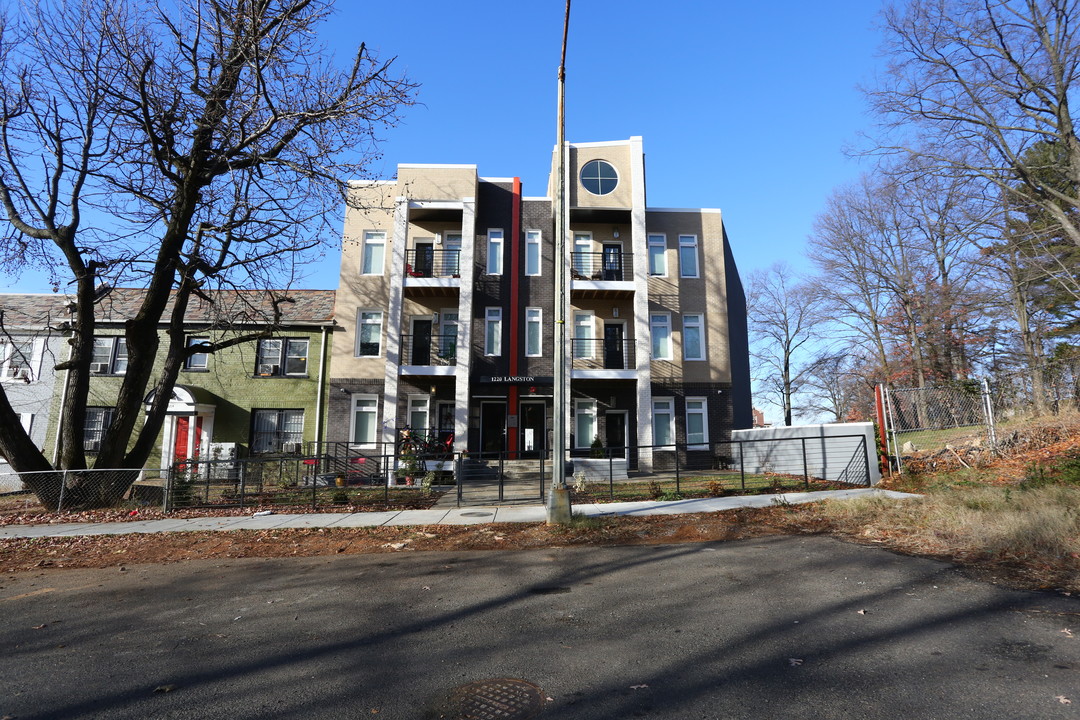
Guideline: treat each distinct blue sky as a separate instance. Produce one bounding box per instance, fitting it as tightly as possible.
[4,0,886,294]
[306,0,886,288]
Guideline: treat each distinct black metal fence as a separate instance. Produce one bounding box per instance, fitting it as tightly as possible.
[570,251,633,281]
[455,434,875,506]
[404,248,461,278]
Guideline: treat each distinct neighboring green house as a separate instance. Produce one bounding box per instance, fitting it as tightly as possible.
[44,289,336,469]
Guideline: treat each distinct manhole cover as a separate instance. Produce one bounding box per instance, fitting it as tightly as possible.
[438,678,545,720]
[460,511,493,517]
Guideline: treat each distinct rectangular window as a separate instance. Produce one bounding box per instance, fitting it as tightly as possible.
[525,307,542,357]
[572,233,591,276]
[647,234,667,276]
[438,310,458,359]
[679,235,699,278]
[1,339,34,380]
[444,233,462,276]
[683,314,705,361]
[650,314,672,360]
[90,337,127,375]
[486,229,504,275]
[255,338,308,376]
[84,407,115,452]
[525,230,541,276]
[407,395,430,434]
[355,310,383,357]
[251,409,304,453]
[573,312,594,359]
[351,395,378,445]
[575,399,597,449]
[485,307,502,356]
[185,337,209,370]
[652,398,674,448]
[686,397,709,449]
[361,230,386,275]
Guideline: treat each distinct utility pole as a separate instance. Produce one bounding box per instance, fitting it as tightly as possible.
[547,0,573,524]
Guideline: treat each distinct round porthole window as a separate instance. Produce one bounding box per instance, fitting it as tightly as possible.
[580,159,618,196]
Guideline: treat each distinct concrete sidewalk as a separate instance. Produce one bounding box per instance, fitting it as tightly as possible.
[0,488,916,539]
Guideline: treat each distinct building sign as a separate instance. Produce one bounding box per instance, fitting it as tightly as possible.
[478,376,553,385]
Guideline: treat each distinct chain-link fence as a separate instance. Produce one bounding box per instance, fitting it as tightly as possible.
[0,468,170,512]
[881,381,995,471]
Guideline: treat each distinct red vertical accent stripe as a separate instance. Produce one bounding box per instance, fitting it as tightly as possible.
[507,178,522,456]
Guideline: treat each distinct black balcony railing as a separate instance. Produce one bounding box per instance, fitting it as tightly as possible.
[405,248,461,278]
[571,337,636,370]
[401,333,457,366]
[570,251,633,281]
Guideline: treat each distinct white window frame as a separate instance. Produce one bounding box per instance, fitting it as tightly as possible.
[407,395,431,434]
[572,232,592,276]
[486,229,504,275]
[91,337,127,375]
[525,307,542,357]
[679,234,699,278]
[485,307,503,356]
[683,313,706,361]
[525,230,542,276]
[444,232,462,276]
[574,399,597,449]
[185,337,209,370]
[647,234,667,276]
[438,309,459,360]
[650,313,672,361]
[355,310,383,357]
[686,397,709,449]
[255,338,308,377]
[1,338,37,381]
[652,398,675,448]
[574,311,594,359]
[350,394,379,447]
[360,230,386,275]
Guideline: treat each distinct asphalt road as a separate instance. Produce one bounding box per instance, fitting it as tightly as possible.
[1,536,1077,719]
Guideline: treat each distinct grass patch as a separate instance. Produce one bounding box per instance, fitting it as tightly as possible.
[779,481,1080,592]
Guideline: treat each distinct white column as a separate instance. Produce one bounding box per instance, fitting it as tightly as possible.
[381,197,409,449]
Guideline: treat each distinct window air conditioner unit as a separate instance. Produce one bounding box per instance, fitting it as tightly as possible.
[258,364,279,376]
[90,363,109,374]
[281,441,301,454]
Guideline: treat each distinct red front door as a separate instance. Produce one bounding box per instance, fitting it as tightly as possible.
[174,416,203,462]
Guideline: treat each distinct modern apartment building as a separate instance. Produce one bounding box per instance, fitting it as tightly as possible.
[328,136,751,469]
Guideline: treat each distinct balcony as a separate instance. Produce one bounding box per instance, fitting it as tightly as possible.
[571,337,636,380]
[570,252,635,299]
[403,248,462,298]
[400,333,457,375]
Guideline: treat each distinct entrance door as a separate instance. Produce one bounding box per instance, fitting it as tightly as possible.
[479,402,507,456]
[602,243,623,280]
[411,319,432,366]
[414,242,435,276]
[174,416,203,463]
[604,323,625,369]
[436,402,455,446]
[605,411,627,458]
[519,401,546,458]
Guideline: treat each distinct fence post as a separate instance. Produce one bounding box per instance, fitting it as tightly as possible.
[861,435,872,487]
[57,470,67,512]
[739,441,746,492]
[674,443,681,493]
[982,378,998,452]
[498,452,505,503]
[456,453,462,507]
[801,437,809,490]
[164,466,173,513]
[238,462,246,510]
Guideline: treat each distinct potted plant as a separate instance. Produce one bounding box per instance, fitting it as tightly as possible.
[397,446,421,486]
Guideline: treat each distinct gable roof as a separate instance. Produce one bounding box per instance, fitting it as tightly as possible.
[0,289,337,329]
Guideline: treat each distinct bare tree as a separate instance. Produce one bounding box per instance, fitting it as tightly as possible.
[747,263,821,426]
[0,0,415,507]
[869,0,1080,247]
